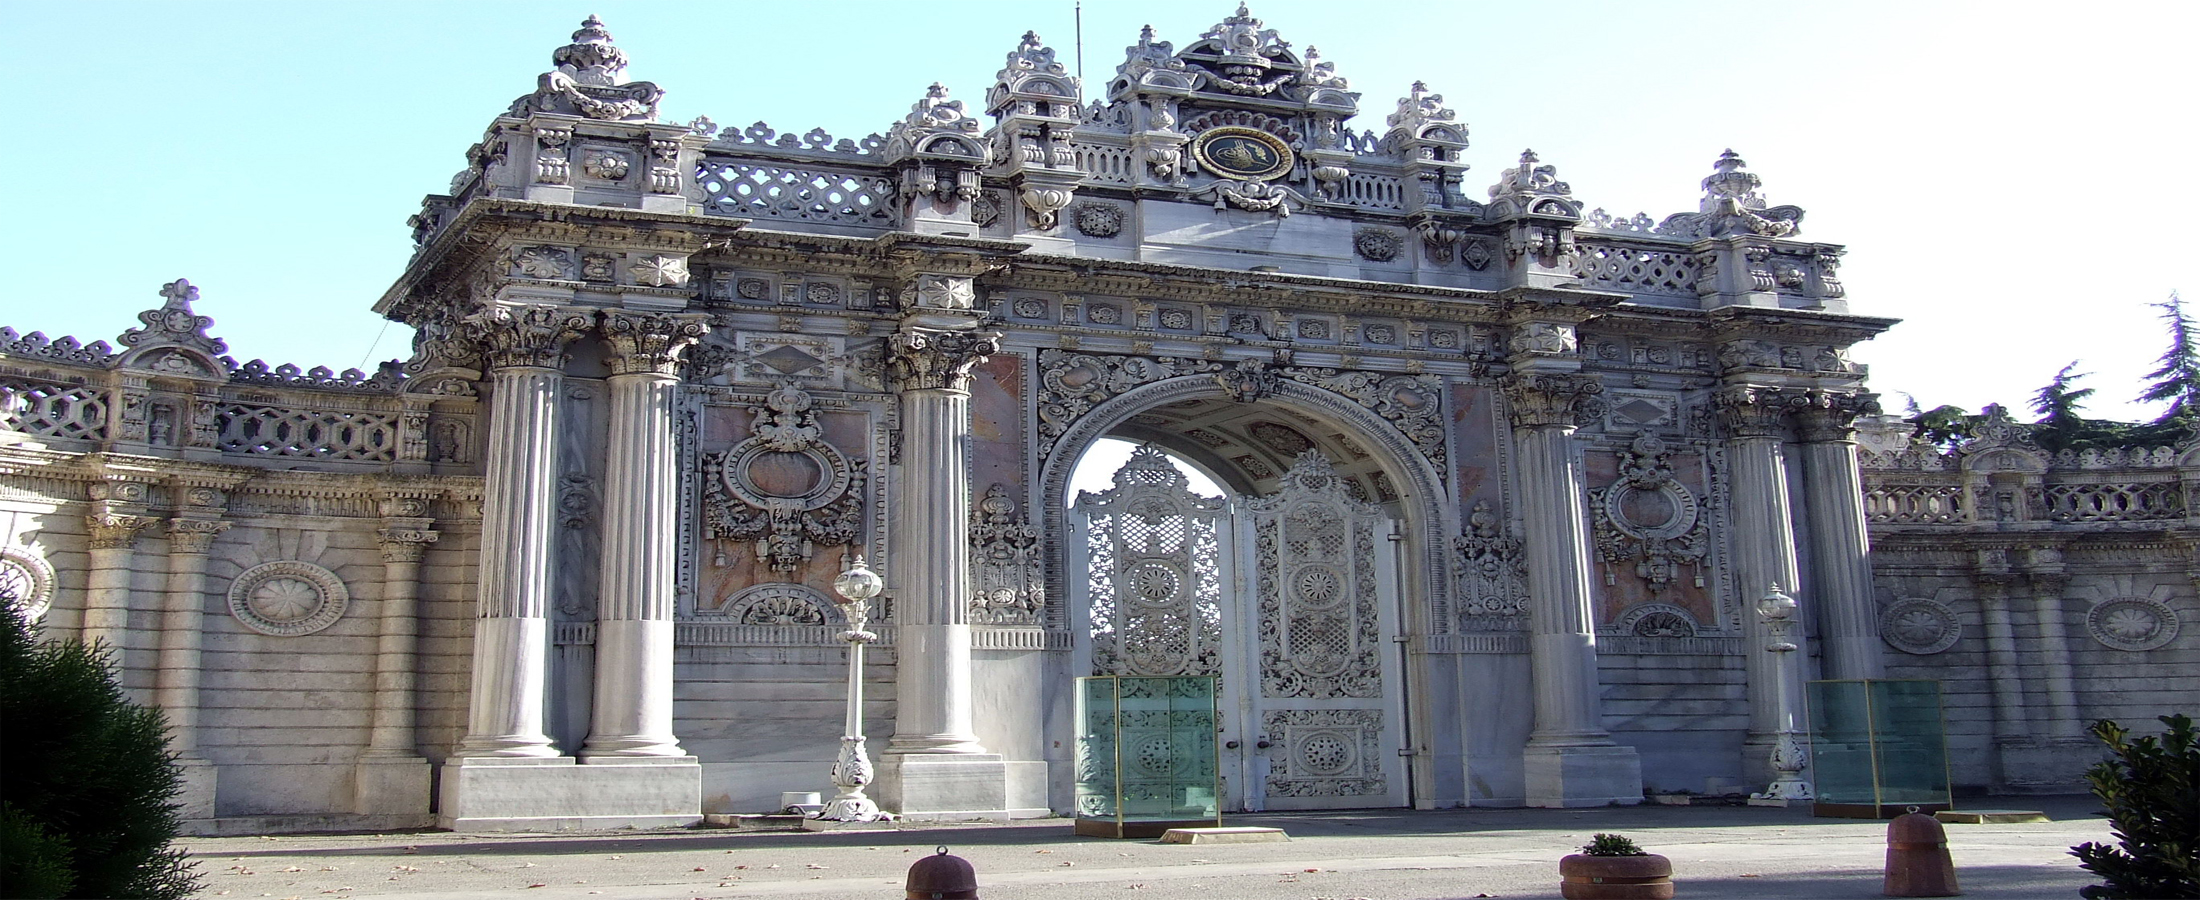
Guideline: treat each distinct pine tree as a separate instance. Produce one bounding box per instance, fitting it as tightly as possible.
[0,603,200,900]
[2031,361,2095,452]
[2137,291,2200,427]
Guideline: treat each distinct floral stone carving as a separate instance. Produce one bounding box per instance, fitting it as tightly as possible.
[0,545,57,623]
[1353,228,1402,262]
[228,560,349,637]
[1591,433,1708,594]
[2086,597,2179,652]
[702,385,865,573]
[1879,598,1961,655]
[714,583,834,625]
[1072,203,1126,238]
[970,484,1043,625]
[1453,501,1527,619]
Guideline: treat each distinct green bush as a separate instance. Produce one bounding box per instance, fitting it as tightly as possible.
[1580,833,1647,856]
[0,605,200,900]
[2071,714,2200,900]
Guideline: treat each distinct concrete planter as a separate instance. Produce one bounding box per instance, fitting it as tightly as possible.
[1559,853,1674,900]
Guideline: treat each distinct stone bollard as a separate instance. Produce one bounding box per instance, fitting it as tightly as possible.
[905,845,979,899]
[1884,809,1960,897]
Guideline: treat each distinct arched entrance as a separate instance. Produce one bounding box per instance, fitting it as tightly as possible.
[1042,377,1456,811]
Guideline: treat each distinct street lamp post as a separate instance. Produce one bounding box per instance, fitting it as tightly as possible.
[1752,583,1814,803]
[816,555,888,822]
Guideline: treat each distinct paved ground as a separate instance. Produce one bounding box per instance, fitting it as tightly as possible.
[184,796,2112,900]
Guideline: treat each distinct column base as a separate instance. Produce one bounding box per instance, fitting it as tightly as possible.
[352,755,432,817]
[175,757,217,821]
[876,754,1011,821]
[1524,740,1643,808]
[437,755,701,832]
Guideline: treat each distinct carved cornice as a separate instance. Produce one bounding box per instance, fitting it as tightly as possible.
[886,327,1002,393]
[166,517,231,555]
[1501,372,1602,429]
[461,305,592,370]
[1794,390,1880,443]
[600,311,710,376]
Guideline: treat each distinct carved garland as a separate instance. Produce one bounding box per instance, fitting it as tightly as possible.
[702,385,865,573]
[1590,433,1709,594]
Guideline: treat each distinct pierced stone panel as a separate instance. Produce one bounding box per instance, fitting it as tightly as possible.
[217,403,398,461]
[1250,453,1383,699]
[0,377,109,442]
[1077,445,1226,678]
[697,162,897,228]
[1261,708,1388,798]
[227,561,349,637]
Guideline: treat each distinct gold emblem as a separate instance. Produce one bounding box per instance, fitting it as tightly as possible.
[1191,127,1294,181]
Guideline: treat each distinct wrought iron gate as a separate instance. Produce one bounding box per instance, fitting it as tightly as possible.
[1072,446,1407,810]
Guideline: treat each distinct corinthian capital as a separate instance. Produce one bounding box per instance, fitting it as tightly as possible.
[1501,372,1602,429]
[376,526,441,564]
[1713,384,1807,438]
[460,305,592,370]
[85,514,157,550]
[599,311,710,377]
[1794,390,1880,443]
[166,517,231,555]
[886,327,1002,393]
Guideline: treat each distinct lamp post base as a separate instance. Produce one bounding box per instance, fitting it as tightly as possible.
[812,735,891,823]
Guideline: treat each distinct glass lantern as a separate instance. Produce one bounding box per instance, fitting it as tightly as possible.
[1073,675,1222,838]
[1806,679,1954,818]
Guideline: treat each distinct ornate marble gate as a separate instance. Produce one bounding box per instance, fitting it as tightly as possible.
[1072,445,1408,810]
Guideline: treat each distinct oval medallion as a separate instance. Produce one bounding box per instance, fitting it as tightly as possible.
[1192,127,1294,181]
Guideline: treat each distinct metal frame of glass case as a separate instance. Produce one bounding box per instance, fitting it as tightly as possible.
[1805,678,1955,818]
[1073,675,1223,838]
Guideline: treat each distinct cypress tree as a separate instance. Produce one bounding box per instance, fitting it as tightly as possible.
[2031,361,2095,452]
[0,601,200,900]
[2137,291,2200,427]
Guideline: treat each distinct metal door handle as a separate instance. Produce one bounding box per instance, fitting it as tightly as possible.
[1255,740,1273,749]
[1224,740,1241,749]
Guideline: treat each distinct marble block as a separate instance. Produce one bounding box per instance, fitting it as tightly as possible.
[352,756,431,817]
[1525,742,1644,808]
[438,755,702,832]
[875,753,1008,822]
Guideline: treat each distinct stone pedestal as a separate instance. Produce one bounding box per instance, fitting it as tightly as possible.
[438,756,702,831]
[352,755,432,817]
[175,757,218,821]
[875,753,1010,822]
[1524,741,1646,808]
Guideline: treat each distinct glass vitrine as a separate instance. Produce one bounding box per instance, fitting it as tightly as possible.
[1073,675,1222,838]
[1806,678,1953,818]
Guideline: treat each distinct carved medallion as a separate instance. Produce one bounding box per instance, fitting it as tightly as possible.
[1353,228,1402,262]
[2086,597,2179,652]
[702,385,865,573]
[1191,127,1293,181]
[0,546,57,623]
[1072,202,1126,238]
[1591,434,1708,593]
[228,561,349,637]
[1879,598,1960,655]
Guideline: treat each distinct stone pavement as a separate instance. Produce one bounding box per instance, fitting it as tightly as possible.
[184,796,2111,900]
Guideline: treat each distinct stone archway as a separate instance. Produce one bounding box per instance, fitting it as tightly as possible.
[1039,375,1455,808]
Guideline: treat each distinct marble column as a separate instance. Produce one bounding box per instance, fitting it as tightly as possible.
[1501,370,1643,807]
[451,306,590,759]
[2024,572,2084,740]
[1796,392,1885,680]
[1714,385,1808,786]
[1975,574,2031,741]
[877,322,1011,819]
[584,311,706,759]
[158,513,228,819]
[355,490,438,818]
[82,480,156,670]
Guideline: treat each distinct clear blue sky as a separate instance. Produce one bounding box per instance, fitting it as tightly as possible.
[5,1,2193,421]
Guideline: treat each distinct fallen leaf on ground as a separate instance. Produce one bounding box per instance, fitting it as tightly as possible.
[526,884,546,889]
[807,864,829,870]
[692,867,707,871]
[1059,861,1075,867]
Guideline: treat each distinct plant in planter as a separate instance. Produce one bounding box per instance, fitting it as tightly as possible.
[1560,833,1674,900]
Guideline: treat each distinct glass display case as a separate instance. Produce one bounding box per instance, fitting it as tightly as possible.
[1073,675,1222,838]
[1806,679,1953,818]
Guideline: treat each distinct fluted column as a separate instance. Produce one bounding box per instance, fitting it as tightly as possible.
[453,306,589,759]
[1715,385,1809,784]
[1796,392,1885,680]
[585,311,707,758]
[1501,362,1642,807]
[884,325,1000,755]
